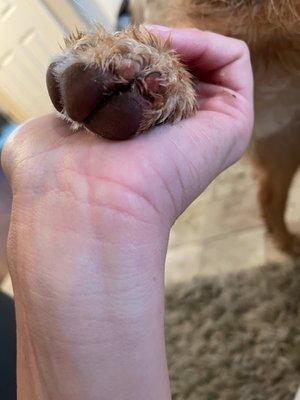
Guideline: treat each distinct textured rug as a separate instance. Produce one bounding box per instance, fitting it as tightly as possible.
[165,262,300,400]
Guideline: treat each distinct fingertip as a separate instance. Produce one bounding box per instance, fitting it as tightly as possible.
[144,26,204,63]
[144,24,172,33]
[144,24,174,43]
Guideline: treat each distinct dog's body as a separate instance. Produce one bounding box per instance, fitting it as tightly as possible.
[130,0,300,254]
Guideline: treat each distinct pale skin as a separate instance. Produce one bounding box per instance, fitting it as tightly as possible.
[2,27,253,400]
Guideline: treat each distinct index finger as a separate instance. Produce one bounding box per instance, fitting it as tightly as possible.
[147,26,253,101]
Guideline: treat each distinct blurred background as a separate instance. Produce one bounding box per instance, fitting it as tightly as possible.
[0,1,299,399]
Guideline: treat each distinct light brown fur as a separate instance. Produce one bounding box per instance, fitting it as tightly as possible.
[131,0,300,71]
[130,0,300,255]
[48,25,197,137]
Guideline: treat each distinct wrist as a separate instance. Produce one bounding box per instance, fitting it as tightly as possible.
[12,227,170,400]
[10,202,170,326]
[9,186,170,304]
[9,189,171,399]
[16,298,170,400]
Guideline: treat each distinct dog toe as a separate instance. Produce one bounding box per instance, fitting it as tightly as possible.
[46,62,63,113]
[47,61,155,140]
[60,63,109,122]
[84,85,149,140]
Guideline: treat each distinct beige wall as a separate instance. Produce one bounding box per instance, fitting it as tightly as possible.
[0,0,123,124]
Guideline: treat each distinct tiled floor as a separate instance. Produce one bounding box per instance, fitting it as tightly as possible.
[165,155,300,285]
[1,156,300,296]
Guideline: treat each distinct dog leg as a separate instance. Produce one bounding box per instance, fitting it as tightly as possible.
[46,26,197,141]
[254,127,300,255]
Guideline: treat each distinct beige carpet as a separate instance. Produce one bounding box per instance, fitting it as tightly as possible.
[165,262,300,400]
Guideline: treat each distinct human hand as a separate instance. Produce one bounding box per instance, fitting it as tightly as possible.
[2,27,253,400]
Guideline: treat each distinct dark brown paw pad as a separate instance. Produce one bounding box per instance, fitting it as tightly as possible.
[46,62,166,141]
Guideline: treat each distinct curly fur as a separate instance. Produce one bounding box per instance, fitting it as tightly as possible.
[50,25,197,133]
[131,0,300,72]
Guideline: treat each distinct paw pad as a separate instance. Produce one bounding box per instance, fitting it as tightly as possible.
[46,27,197,140]
[47,62,166,140]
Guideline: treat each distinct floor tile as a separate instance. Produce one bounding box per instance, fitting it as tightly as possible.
[202,183,262,240]
[165,242,203,285]
[212,158,255,200]
[287,172,300,225]
[200,227,265,276]
[168,190,212,248]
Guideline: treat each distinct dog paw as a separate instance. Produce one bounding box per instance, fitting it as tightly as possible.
[46,26,197,140]
[275,232,300,257]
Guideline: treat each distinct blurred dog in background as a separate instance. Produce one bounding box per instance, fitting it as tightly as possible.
[130,0,300,255]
